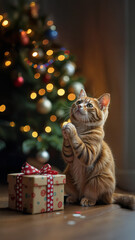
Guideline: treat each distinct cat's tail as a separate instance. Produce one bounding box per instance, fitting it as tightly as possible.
[112,193,135,210]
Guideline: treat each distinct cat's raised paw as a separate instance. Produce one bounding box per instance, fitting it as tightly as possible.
[66,195,77,204]
[62,123,76,138]
[80,197,96,207]
[62,128,68,139]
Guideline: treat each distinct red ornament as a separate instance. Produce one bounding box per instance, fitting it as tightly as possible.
[43,74,51,83]
[20,30,29,46]
[14,76,24,87]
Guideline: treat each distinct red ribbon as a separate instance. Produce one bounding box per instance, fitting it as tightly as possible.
[16,163,58,212]
[21,162,58,175]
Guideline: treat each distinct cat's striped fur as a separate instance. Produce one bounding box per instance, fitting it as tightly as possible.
[62,89,135,209]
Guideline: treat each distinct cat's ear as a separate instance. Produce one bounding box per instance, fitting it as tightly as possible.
[78,89,87,98]
[98,93,110,110]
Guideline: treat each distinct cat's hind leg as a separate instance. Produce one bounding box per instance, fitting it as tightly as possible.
[80,186,97,207]
[64,170,79,204]
[80,177,98,207]
[80,174,115,207]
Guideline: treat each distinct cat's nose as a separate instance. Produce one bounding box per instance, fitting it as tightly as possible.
[78,105,82,108]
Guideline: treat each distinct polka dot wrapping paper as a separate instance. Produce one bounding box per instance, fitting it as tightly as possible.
[7,163,66,214]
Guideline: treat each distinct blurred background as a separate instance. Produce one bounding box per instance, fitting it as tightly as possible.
[0,0,134,191]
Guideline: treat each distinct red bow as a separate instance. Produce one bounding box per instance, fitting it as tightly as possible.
[21,162,58,175]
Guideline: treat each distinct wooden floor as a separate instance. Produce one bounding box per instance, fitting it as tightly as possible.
[0,185,135,240]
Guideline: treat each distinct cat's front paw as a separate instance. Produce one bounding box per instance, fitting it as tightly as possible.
[80,197,96,207]
[62,123,77,139]
[62,128,68,139]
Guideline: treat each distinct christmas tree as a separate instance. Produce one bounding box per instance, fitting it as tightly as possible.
[0,1,84,171]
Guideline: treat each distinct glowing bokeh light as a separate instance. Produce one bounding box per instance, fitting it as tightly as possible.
[46,83,54,92]
[57,88,65,96]
[42,39,49,45]
[68,93,76,101]
[38,89,45,96]
[30,92,37,99]
[47,67,54,74]
[45,126,52,133]
[26,29,32,34]
[24,125,31,132]
[10,121,15,127]
[32,131,38,138]
[47,20,54,26]
[34,73,40,79]
[50,115,57,122]
[0,105,6,112]
[0,15,3,21]
[5,60,11,67]
[2,19,9,27]
[46,50,53,56]
[58,55,65,61]
[32,51,38,57]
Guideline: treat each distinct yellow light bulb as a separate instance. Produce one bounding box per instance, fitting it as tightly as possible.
[38,89,45,96]
[32,131,38,138]
[47,67,54,74]
[23,125,30,132]
[10,121,15,127]
[2,19,9,27]
[50,115,57,122]
[32,51,38,57]
[5,60,11,67]
[30,92,37,99]
[26,29,32,34]
[45,126,52,133]
[57,88,65,96]
[0,104,6,112]
[0,15,3,21]
[58,55,65,61]
[68,93,76,101]
[34,73,40,79]
[46,50,53,56]
[46,83,54,92]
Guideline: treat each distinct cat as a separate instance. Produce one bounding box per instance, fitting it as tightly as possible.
[62,89,135,209]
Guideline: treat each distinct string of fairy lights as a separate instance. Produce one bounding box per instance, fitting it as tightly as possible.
[0,1,83,144]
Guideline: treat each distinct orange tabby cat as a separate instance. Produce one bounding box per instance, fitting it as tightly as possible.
[62,89,135,209]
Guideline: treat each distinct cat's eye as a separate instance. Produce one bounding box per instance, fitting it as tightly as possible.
[87,103,93,108]
[76,100,83,105]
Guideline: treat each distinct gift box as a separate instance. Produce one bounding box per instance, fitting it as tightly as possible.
[8,163,66,214]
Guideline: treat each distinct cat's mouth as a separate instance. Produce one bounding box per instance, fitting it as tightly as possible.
[75,108,86,116]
